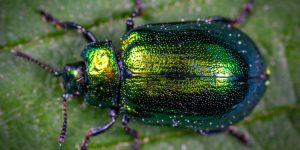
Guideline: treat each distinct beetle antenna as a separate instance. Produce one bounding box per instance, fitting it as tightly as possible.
[58,94,69,144]
[11,49,62,77]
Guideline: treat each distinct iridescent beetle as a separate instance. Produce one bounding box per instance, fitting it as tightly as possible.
[12,0,270,149]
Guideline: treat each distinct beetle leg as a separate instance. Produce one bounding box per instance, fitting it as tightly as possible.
[126,0,143,32]
[38,10,97,43]
[225,126,251,146]
[122,115,140,150]
[80,109,117,150]
[196,126,251,146]
[205,0,254,27]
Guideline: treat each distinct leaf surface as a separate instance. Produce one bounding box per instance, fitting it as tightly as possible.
[0,0,299,150]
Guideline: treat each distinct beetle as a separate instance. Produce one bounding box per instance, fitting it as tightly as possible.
[12,0,270,149]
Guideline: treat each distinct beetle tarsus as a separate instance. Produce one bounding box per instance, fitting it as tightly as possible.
[122,115,141,150]
[126,0,143,32]
[80,109,116,150]
[197,126,252,146]
[205,0,254,27]
[38,10,64,29]
[233,0,254,27]
[38,10,97,43]
[80,137,90,150]
[226,126,252,146]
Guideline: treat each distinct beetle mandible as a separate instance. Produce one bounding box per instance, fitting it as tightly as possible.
[12,0,270,149]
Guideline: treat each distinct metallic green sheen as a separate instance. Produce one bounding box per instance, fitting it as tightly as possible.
[81,41,119,108]
[120,21,268,130]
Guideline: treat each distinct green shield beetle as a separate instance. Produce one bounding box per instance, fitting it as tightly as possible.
[12,0,270,149]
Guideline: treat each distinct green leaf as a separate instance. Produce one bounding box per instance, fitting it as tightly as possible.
[0,0,299,150]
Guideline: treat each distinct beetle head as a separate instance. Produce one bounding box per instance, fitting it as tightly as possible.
[62,61,87,95]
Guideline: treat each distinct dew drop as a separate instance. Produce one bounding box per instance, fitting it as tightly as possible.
[240,50,247,53]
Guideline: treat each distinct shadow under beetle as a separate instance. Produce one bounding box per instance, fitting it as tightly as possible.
[12,0,270,149]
